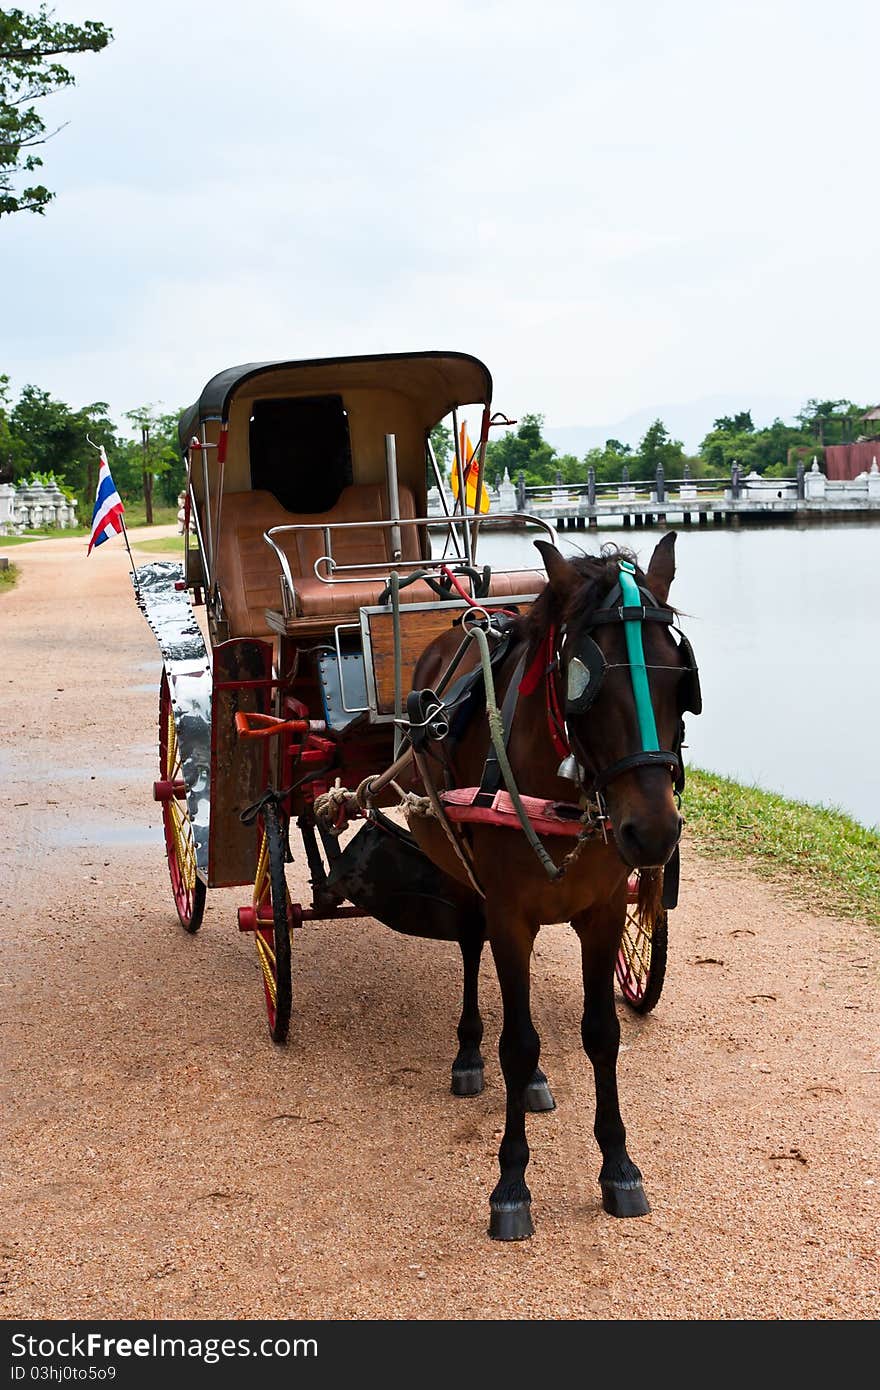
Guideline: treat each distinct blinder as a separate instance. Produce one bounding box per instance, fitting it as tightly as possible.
[557,567,702,796]
[564,635,607,714]
[675,631,702,715]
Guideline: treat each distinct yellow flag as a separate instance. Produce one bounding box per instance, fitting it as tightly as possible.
[449,422,490,513]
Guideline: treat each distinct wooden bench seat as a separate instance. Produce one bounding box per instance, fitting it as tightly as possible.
[215,486,545,639]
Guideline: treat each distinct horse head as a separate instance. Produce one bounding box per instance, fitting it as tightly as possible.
[534,533,699,870]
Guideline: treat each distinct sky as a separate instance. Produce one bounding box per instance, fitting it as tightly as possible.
[2,0,878,448]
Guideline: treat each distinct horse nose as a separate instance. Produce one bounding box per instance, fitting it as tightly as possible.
[618,814,683,868]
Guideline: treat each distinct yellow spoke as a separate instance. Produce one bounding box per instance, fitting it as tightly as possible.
[255,934,277,1006]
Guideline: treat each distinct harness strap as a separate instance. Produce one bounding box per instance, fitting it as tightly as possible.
[519,625,570,761]
[474,649,529,804]
[589,749,679,793]
[617,562,660,753]
[589,604,675,625]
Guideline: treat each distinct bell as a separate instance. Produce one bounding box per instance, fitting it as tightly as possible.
[556,753,581,782]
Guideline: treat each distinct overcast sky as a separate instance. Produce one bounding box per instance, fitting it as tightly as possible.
[2,0,878,445]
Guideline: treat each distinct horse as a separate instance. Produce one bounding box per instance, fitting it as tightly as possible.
[404,531,700,1240]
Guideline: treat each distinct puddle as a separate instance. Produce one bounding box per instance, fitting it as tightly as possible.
[128,683,159,693]
[51,821,163,847]
[57,765,149,781]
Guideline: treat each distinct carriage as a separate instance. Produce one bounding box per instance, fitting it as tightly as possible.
[136,351,668,1049]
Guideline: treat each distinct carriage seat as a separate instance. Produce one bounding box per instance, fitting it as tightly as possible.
[215,487,545,638]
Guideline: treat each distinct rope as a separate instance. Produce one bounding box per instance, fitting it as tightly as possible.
[409,748,485,897]
[469,624,566,881]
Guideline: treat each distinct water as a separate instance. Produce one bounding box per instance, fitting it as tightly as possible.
[439,524,880,830]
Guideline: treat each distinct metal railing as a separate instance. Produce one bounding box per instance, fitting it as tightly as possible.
[263,511,558,620]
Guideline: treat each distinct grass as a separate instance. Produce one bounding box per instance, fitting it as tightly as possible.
[131,534,185,554]
[0,532,53,546]
[685,768,880,928]
[0,561,19,593]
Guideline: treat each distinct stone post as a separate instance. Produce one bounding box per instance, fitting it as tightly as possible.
[796,460,805,500]
[0,482,16,533]
[655,463,665,504]
[804,458,826,501]
[499,468,516,511]
[587,466,596,507]
[516,471,526,511]
[867,458,880,502]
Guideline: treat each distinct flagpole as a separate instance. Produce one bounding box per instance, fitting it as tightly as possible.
[118,512,141,599]
[86,435,140,598]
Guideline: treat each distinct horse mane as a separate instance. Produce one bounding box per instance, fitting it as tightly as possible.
[517,543,641,655]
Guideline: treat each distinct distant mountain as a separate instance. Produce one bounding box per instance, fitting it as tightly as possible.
[544,393,805,457]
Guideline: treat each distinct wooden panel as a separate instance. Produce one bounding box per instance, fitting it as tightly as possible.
[368,607,461,714]
[208,638,273,888]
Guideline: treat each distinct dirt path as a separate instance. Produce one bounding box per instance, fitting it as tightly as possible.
[0,532,877,1321]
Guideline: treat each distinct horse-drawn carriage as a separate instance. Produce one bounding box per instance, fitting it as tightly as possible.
[135,350,700,1239]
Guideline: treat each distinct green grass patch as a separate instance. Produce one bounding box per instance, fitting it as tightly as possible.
[120,503,179,529]
[0,561,19,593]
[685,768,880,927]
[0,532,53,546]
[131,534,185,554]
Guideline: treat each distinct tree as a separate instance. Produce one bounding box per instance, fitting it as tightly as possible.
[713,411,754,434]
[483,413,581,488]
[429,421,452,474]
[0,4,112,218]
[8,382,115,503]
[637,419,685,478]
[123,406,184,523]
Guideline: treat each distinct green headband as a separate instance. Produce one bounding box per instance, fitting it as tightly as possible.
[618,561,660,752]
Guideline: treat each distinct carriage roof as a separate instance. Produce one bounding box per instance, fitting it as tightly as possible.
[177,351,493,452]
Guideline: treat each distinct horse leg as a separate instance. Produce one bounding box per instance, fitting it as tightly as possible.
[487,911,541,1240]
[572,906,650,1218]
[451,930,485,1096]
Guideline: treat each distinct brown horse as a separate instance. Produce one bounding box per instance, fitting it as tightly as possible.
[406,532,697,1239]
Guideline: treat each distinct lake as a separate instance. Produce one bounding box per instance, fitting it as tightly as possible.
[435,522,880,830]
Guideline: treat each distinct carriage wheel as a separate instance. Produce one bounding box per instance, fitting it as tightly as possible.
[158,671,206,934]
[252,801,292,1045]
[615,895,668,1014]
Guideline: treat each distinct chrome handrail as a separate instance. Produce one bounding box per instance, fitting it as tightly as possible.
[262,512,558,613]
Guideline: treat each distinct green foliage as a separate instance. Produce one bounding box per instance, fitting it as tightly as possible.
[713,410,753,434]
[0,4,112,217]
[484,413,585,488]
[686,769,880,928]
[699,413,822,477]
[0,559,19,591]
[6,383,117,505]
[637,419,685,477]
[122,405,186,507]
[429,422,452,474]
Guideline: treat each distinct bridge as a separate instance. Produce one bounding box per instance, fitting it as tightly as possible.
[428,459,880,530]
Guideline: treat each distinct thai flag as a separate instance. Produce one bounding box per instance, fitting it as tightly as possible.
[87,447,125,554]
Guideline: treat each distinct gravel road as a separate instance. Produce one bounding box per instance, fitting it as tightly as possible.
[1,531,877,1320]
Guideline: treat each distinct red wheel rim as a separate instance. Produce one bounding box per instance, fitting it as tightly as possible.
[159,674,201,926]
[252,817,291,1038]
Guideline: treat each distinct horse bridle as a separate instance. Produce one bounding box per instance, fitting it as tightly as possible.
[556,560,701,797]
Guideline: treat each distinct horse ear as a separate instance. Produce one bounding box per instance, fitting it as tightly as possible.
[646,531,676,604]
[534,539,581,601]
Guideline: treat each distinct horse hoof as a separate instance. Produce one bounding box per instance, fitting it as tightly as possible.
[489,1201,534,1241]
[451,1066,484,1097]
[524,1079,556,1113]
[600,1180,650,1218]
